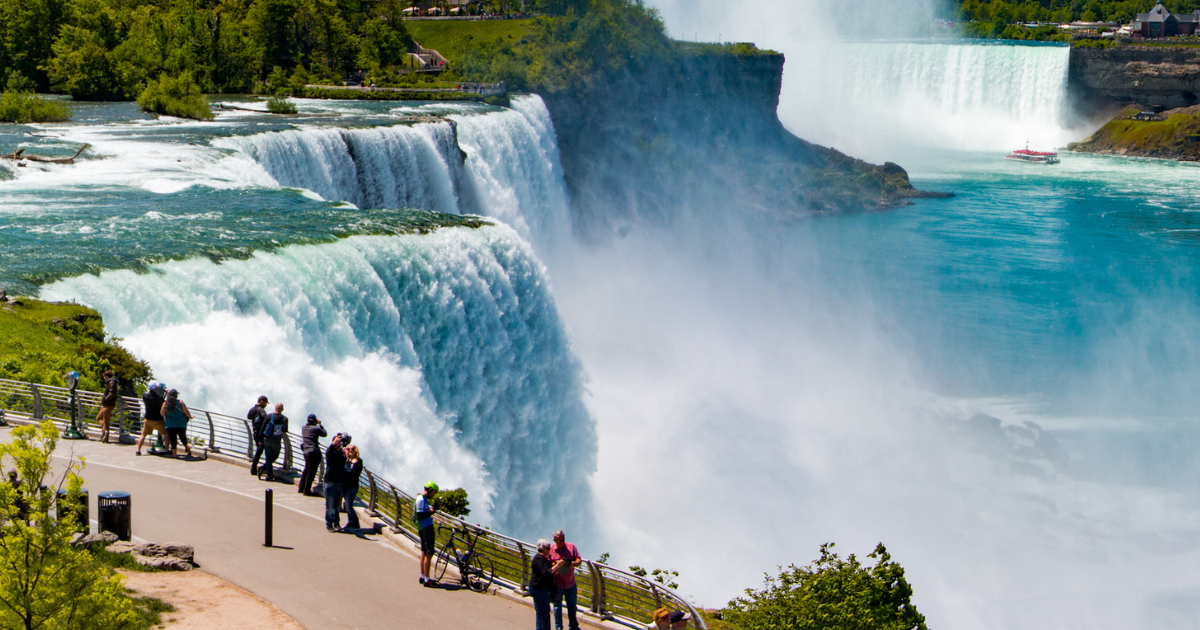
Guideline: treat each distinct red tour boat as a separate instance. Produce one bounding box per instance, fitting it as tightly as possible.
[1005,144,1060,164]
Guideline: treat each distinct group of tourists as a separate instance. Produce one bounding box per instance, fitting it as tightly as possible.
[134,379,193,457]
[528,529,586,630]
[103,376,687,629]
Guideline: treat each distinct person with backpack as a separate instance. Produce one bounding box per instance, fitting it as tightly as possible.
[247,395,269,476]
[298,414,326,496]
[159,389,193,458]
[97,369,119,443]
[324,433,350,532]
[261,403,288,481]
[416,481,439,585]
[136,382,167,456]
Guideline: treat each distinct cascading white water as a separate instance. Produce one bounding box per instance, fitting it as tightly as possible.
[783,41,1075,161]
[41,226,596,540]
[212,122,464,212]
[452,96,572,247]
[212,96,572,248]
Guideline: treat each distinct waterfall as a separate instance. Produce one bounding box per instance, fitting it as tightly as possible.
[41,226,597,540]
[452,96,572,247]
[213,96,573,246]
[212,122,464,213]
[782,41,1075,160]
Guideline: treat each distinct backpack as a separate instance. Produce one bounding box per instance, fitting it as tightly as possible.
[264,413,285,440]
[247,406,258,421]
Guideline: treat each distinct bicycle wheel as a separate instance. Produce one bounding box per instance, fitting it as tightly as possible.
[465,551,494,593]
[433,543,451,582]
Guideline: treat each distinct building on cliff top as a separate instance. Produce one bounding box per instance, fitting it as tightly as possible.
[1134,2,1200,37]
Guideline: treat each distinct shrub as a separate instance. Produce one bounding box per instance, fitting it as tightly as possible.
[0,72,72,123]
[266,95,297,114]
[136,73,213,120]
[0,421,141,629]
[430,487,470,517]
[723,543,927,630]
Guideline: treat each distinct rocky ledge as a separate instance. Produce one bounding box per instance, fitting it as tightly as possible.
[1067,105,1200,160]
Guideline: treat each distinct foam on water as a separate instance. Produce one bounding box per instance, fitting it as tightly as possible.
[42,227,597,539]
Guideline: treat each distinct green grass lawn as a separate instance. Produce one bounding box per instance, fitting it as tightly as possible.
[403,19,536,64]
[0,296,151,393]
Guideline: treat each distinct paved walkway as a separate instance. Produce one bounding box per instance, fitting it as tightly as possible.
[33,434,536,630]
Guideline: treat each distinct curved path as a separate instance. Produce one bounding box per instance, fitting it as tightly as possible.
[40,436,535,630]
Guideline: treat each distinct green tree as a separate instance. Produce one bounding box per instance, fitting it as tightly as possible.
[0,420,140,629]
[137,71,214,120]
[723,543,928,630]
[430,487,471,517]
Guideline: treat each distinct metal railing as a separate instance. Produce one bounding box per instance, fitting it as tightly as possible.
[0,377,705,629]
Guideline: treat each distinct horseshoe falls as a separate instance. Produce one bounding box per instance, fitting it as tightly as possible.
[783,41,1077,162]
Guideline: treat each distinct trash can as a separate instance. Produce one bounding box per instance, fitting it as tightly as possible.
[56,488,88,534]
[97,491,131,541]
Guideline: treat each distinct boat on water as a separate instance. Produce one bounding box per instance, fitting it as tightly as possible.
[1006,145,1060,164]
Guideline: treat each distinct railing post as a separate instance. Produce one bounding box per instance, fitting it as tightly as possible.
[389,489,403,533]
[283,433,293,470]
[593,562,607,617]
[650,582,662,610]
[519,542,530,593]
[206,412,218,452]
[29,384,41,420]
[587,561,602,613]
[242,420,255,458]
[367,471,378,516]
[116,398,130,440]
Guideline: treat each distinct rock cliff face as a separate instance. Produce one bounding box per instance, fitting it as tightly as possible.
[538,51,936,239]
[1069,46,1200,112]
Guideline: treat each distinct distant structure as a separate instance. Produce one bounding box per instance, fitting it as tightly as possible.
[1133,2,1200,37]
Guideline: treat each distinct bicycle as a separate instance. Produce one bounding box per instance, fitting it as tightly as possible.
[432,525,495,593]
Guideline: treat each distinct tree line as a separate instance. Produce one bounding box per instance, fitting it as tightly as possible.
[954,0,1200,38]
[0,0,669,101]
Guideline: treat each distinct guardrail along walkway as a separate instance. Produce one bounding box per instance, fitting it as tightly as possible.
[0,377,705,629]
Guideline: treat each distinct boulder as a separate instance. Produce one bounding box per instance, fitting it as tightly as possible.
[103,541,195,571]
[74,531,119,547]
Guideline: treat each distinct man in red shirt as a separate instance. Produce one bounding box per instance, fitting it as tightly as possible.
[549,529,582,630]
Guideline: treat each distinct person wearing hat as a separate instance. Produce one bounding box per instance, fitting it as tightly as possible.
[97,369,119,443]
[415,481,439,585]
[136,382,167,456]
[298,414,326,496]
[261,403,289,481]
[247,395,270,476]
[324,433,350,532]
[668,610,691,629]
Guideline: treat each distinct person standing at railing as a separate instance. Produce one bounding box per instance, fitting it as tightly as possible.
[261,403,289,481]
[160,389,193,458]
[136,382,167,456]
[416,481,438,585]
[247,396,270,476]
[530,539,555,630]
[342,444,363,531]
[97,369,119,443]
[324,433,349,532]
[550,529,582,630]
[298,414,326,496]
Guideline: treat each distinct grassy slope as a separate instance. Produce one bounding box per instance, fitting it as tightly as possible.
[0,297,151,394]
[1070,106,1200,159]
[403,19,535,64]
